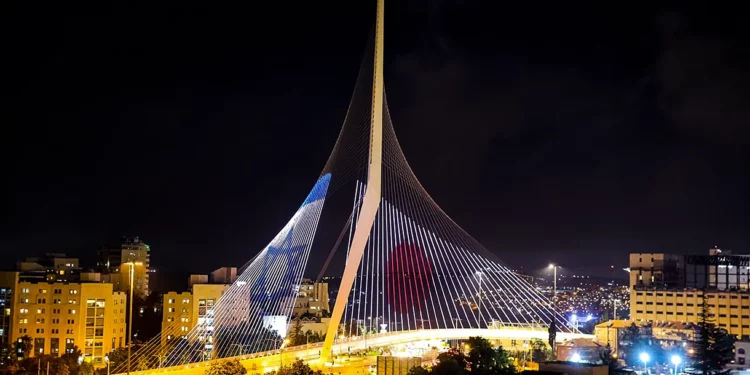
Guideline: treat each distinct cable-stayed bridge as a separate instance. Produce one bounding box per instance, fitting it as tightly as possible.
[113,0,591,373]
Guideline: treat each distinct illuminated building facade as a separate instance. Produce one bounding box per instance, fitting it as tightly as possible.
[9,280,126,365]
[97,237,151,298]
[630,248,750,339]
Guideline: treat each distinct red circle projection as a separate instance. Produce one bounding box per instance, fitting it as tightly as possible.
[386,242,433,314]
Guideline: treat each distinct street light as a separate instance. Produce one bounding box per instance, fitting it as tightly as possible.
[548,264,558,303]
[125,261,143,375]
[105,355,110,375]
[640,352,650,374]
[570,352,581,363]
[280,338,290,368]
[671,355,681,375]
[475,271,483,328]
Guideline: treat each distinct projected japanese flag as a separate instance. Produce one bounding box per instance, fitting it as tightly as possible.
[386,241,433,314]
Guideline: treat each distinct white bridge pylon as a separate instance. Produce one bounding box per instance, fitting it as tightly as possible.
[112,0,583,371]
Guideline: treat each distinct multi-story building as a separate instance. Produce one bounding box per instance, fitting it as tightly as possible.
[594,319,697,354]
[159,266,242,349]
[0,272,19,361]
[630,248,750,340]
[293,279,329,317]
[210,267,237,284]
[7,277,127,365]
[18,253,81,283]
[161,283,230,347]
[188,274,209,287]
[97,237,151,298]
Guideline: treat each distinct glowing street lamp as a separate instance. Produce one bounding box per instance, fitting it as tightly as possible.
[671,355,681,375]
[571,352,582,363]
[125,261,143,375]
[475,271,484,327]
[548,264,558,301]
[640,352,650,374]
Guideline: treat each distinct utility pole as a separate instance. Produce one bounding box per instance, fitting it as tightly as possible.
[613,299,618,320]
[548,264,558,305]
[476,271,483,327]
[126,261,140,375]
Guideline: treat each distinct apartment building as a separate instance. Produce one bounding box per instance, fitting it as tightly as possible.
[293,279,330,317]
[630,248,750,339]
[161,283,230,346]
[97,237,151,298]
[8,276,127,365]
[0,272,18,361]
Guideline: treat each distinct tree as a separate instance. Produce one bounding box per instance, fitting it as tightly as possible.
[106,347,128,369]
[12,335,33,359]
[685,290,735,375]
[530,339,551,363]
[432,349,468,375]
[493,346,515,374]
[464,337,515,374]
[467,336,495,374]
[407,366,430,375]
[59,346,83,375]
[58,363,71,375]
[704,326,735,374]
[692,291,713,375]
[79,362,94,375]
[289,319,305,346]
[267,359,327,375]
[304,330,324,345]
[205,359,247,375]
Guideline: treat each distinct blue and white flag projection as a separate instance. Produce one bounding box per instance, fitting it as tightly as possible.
[161,174,331,365]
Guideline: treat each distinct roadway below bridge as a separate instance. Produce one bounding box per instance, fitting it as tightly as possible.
[118,328,593,375]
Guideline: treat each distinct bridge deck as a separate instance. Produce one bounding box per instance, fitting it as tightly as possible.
[118,328,593,375]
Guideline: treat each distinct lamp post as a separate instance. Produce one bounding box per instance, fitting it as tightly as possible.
[548,264,558,303]
[280,339,290,369]
[105,355,110,375]
[475,271,483,327]
[640,352,650,375]
[125,261,142,375]
[671,355,681,375]
[613,298,619,321]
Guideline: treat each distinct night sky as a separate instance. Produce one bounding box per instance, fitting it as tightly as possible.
[4,1,749,288]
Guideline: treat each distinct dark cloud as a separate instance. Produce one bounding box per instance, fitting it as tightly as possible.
[3,1,749,278]
[655,15,750,148]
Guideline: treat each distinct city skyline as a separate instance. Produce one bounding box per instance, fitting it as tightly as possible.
[5,2,750,279]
